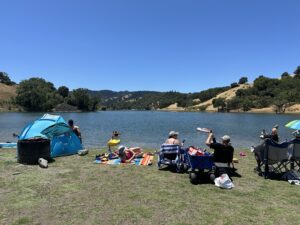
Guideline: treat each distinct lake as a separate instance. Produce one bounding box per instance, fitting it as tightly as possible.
[1,111,300,149]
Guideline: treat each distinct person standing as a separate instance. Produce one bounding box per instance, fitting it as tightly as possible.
[68,119,82,143]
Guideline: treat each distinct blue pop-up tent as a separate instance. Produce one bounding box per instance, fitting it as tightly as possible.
[19,114,83,157]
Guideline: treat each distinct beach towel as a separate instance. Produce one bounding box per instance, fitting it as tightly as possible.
[95,153,153,166]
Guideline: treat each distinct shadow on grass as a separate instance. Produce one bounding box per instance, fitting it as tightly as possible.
[257,171,287,181]
[189,168,243,185]
[157,165,185,173]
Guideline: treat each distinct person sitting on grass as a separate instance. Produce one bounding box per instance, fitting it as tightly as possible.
[118,146,144,163]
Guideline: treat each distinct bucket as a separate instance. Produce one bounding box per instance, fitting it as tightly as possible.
[17,137,51,164]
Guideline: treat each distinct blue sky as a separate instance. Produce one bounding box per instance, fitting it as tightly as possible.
[1,0,299,92]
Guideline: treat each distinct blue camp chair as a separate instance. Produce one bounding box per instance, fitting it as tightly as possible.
[157,144,187,172]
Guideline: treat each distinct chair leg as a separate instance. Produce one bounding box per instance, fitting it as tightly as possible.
[291,161,294,170]
[264,162,269,179]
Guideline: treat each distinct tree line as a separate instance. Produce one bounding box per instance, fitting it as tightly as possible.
[3,75,100,112]
[2,66,300,112]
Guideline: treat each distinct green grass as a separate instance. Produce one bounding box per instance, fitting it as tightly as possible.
[0,148,300,225]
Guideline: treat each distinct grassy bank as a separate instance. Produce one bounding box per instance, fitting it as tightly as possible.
[0,148,299,225]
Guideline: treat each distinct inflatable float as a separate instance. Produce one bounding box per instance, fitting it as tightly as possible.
[0,142,17,148]
[107,139,121,146]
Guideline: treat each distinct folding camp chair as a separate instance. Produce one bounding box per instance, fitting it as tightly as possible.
[157,144,187,172]
[289,139,300,171]
[212,146,234,176]
[263,139,290,178]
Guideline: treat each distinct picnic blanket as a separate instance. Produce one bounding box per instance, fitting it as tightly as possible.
[95,153,153,166]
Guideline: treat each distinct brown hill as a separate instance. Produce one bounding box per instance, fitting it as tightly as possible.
[191,84,251,111]
[0,83,17,101]
[0,83,18,111]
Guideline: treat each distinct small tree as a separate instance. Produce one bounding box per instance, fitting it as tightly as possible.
[294,66,300,75]
[240,99,253,112]
[0,72,16,85]
[281,72,289,79]
[68,88,98,111]
[238,77,248,84]
[226,97,240,111]
[230,82,239,88]
[212,98,226,111]
[15,78,60,111]
[89,96,100,111]
[58,86,69,98]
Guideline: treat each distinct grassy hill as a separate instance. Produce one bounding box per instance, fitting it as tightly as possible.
[190,84,251,112]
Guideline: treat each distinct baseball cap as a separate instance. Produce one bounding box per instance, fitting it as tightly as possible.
[222,135,230,141]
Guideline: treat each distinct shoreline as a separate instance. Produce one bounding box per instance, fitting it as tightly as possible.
[1,108,300,114]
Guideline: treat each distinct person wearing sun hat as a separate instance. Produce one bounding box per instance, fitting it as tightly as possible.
[165,131,182,146]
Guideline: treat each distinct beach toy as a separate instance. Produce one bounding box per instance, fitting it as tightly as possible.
[239,152,246,157]
[107,139,121,146]
[233,157,239,163]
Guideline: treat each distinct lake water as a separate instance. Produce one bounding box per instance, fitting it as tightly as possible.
[1,111,300,149]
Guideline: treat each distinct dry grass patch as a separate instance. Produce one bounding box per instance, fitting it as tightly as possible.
[0,148,300,225]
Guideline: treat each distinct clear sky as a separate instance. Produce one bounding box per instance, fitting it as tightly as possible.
[1,0,299,92]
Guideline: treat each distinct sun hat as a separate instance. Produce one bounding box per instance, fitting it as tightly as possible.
[221,135,230,141]
[113,131,120,136]
[214,174,234,189]
[169,131,179,137]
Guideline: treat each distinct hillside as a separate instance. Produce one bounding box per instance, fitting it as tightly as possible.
[3,70,300,113]
[0,83,18,111]
[191,84,251,112]
[0,83,16,101]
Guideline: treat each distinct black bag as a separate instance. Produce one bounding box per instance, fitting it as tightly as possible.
[282,170,300,181]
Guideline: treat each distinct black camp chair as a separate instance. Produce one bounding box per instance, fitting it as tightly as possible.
[263,139,290,178]
[212,146,234,176]
[289,139,300,171]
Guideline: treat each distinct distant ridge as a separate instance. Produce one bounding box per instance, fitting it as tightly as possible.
[2,67,300,113]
